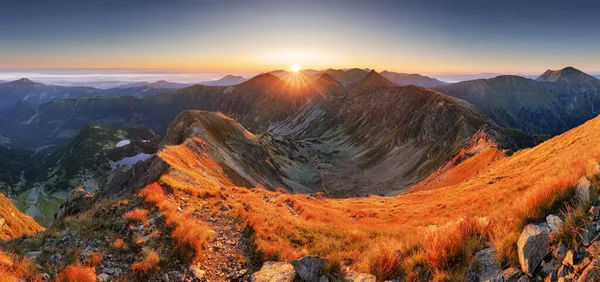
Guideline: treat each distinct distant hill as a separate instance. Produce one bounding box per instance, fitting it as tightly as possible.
[380,70,446,87]
[116,80,191,89]
[201,75,247,86]
[433,66,600,135]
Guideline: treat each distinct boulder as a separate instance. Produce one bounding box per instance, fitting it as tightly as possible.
[97,273,110,282]
[344,270,376,282]
[578,257,600,282]
[575,177,592,205]
[502,267,524,282]
[553,242,568,261]
[563,250,576,266]
[291,256,327,282]
[546,214,564,233]
[582,224,598,246]
[589,206,600,220]
[475,247,501,281]
[251,262,298,282]
[587,241,600,257]
[518,224,550,276]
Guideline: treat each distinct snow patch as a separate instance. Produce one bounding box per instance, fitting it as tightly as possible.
[116,140,131,147]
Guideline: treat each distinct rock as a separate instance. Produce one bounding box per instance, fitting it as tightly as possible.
[502,267,524,282]
[344,270,376,282]
[189,264,206,280]
[25,251,42,260]
[582,224,598,246]
[97,273,109,282]
[575,177,592,205]
[41,273,50,281]
[578,257,600,282]
[554,242,568,261]
[319,276,330,282]
[516,275,530,282]
[518,224,550,276]
[291,255,328,282]
[588,241,600,257]
[541,260,559,277]
[547,214,564,233]
[476,247,501,281]
[251,262,298,282]
[589,206,600,220]
[556,265,570,278]
[563,250,576,266]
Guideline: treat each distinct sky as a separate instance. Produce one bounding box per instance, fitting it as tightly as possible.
[1,0,600,76]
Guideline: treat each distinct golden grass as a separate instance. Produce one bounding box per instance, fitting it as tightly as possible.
[124,208,149,223]
[140,183,211,263]
[56,265,96,282]
[0,250,41,282]
[153,115,600,278]
[132,251,160,274]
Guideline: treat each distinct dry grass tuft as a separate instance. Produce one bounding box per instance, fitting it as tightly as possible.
[0,250,41,282]
[554,204,589,248]
[56,264,96,282]
[124,208,150,223]
[132,251,160,274]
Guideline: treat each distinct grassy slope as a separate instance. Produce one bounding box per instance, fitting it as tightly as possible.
[155,112,600,279]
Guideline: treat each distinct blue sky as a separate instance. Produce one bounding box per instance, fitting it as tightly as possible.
[1,0,599,75]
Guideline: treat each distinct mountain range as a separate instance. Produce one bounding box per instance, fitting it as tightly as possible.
[1,66,600,281]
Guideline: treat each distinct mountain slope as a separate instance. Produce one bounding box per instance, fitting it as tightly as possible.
[201,75,247,86]
[433,67,600,135]
[0,192,44,240]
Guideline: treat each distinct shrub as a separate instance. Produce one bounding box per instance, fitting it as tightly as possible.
[140,183,167,206]
[113,238,127,249]
[124,208,149,223]
[554,204,589,248]
[425,217,489,271]
[57,265,96,282]
[0,251,40,282]
[369,249,404,280]
[132,251,160,274]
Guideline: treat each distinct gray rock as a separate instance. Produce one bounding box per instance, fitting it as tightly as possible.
[582,224,597,246]
[189,264,206,280]
[97,273,110,282]
[251,261,298,282]
[516,275,530,282]
[319,276,330,282]
[41,273,50,281]
[547,214,564,233]
[587,241,600,257]
[575,177,592,205]
[578,257,600,282]
[589,206,600,220]
[556,265,570,278]
[344,270,376,282]
[554,242,568,261]
[25,251,42,260]
[291,256,328,282]
[502,267,523,282]
[475,247,501,281]
[518,224,550,276]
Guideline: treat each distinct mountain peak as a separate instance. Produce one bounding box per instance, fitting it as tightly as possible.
[9,78,38,85]
[238,73,283,88]
[536,66,597,83]
[352,70,396,88]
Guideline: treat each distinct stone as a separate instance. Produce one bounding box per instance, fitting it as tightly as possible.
[251,261,298,282]
[554,242,568,261]
[578,257,600,282]
[556,265,570,278]
[25,251,42,260]
[319,276,330,282]
[518,224,550,276]
[476,247,501,281]
[547,214,564,233]
[574,256,592,273]
[516,275,530,282]
[344,270,376,282]
[502,267,524,282]
[97,273,109,282]
[589,206,600,219]
[588,241,600,257]
[291,255,328,282]
[575,177,592,205]
[41,273,50,281]
[541,260,559,277]
[189,264,206,280]
[563,250,576,266]
[582,224,598,246]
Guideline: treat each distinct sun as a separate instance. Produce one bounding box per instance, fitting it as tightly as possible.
[291,64,301,72]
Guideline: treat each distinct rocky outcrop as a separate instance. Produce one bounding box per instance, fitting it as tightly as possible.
[575,176,592,205]
[518,224,550,276]
[290,256,327,281]
[251,262,298,282]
